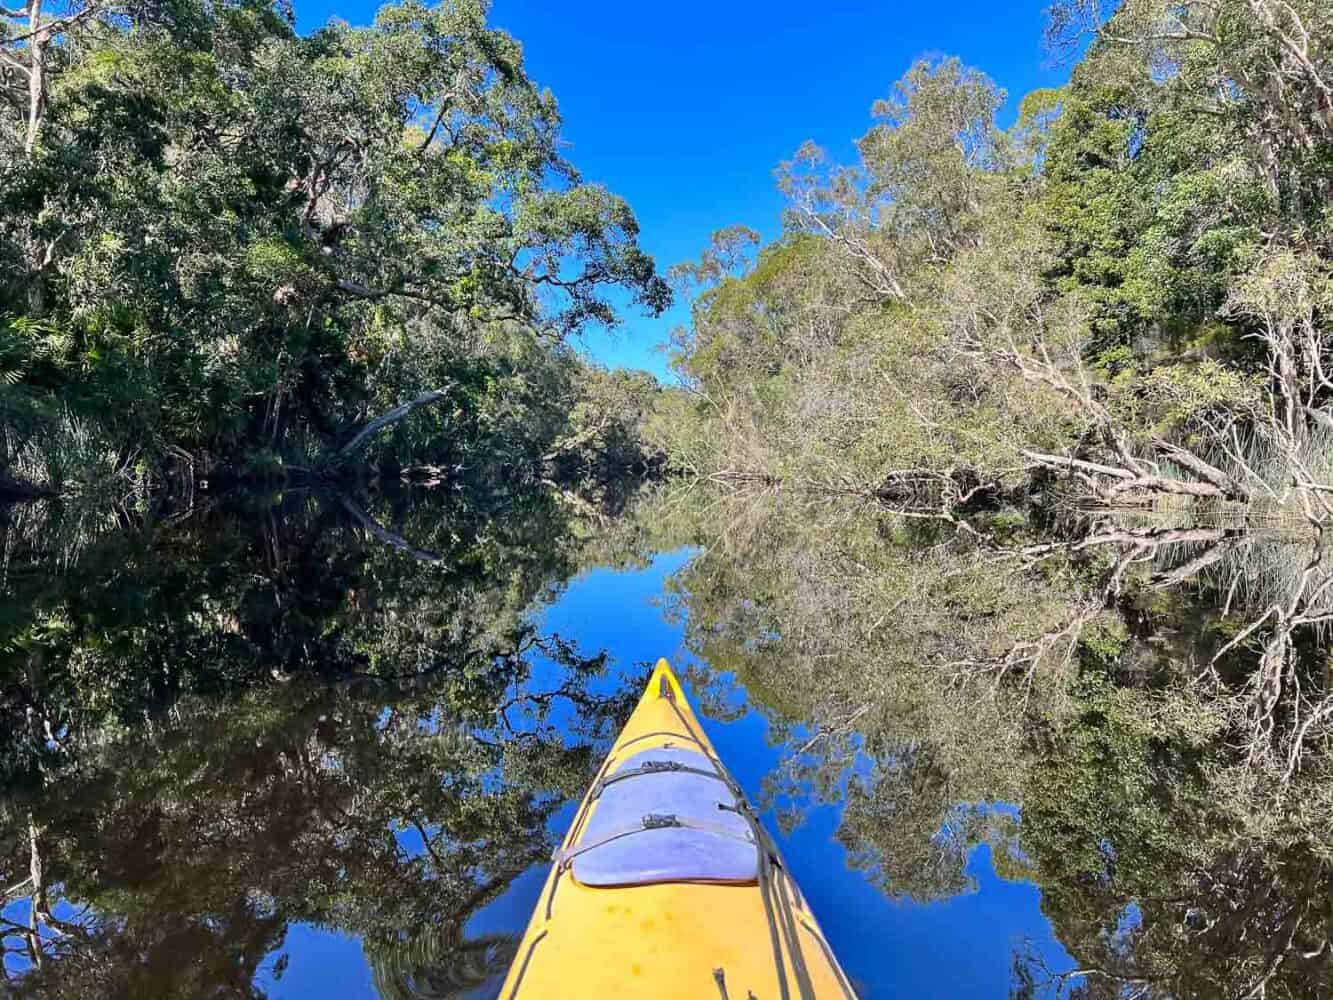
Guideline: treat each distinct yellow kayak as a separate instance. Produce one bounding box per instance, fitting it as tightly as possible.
[499,659,858,999]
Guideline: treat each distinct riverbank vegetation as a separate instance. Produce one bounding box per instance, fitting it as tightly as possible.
[0,0,669,498]
[654,0,1333,876]
[657,0,1333,522]
[4,0,1333,994]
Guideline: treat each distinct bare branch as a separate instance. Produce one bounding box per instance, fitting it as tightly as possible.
[331,386,452,463]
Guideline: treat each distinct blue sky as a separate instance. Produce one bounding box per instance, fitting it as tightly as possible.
[295,1,1069,377]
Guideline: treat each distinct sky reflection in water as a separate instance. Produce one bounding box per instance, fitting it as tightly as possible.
[262,550,1073,999]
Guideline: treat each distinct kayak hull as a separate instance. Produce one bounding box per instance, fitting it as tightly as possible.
[499,659,856,999]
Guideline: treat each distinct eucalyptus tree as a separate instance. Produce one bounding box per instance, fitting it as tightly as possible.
[665,0,1333,511]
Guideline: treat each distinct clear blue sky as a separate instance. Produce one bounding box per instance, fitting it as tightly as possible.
[295,0,1067,379]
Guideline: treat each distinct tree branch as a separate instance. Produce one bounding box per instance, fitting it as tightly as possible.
[416,91,457,153]
[338,494,444,564]
[331,386,453,463]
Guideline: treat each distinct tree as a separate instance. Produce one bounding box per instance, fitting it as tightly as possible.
[0,0,670,484]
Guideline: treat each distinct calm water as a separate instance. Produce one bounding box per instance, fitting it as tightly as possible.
[1,484,1329,997]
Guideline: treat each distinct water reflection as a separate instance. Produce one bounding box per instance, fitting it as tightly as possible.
[1,675,620,998]
[0,483,1330,997]
[0,482,643,997]
[661,490,1333,997]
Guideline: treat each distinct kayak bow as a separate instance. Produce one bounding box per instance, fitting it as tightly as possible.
[500,658,857,999]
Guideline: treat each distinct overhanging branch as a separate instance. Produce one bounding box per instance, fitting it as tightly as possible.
[330,386,452,464]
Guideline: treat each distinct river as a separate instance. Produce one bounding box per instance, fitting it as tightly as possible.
[0,482,1328,997]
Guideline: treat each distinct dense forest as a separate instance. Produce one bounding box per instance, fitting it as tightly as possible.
[0,0,668,498]
[658,0,1333,519]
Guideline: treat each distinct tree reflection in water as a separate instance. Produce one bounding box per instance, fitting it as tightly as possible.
[655,487,1333,998]
[1,482,1332,997]
[0,483,641,997]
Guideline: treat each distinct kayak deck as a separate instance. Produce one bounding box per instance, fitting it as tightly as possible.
[499,659,856,999]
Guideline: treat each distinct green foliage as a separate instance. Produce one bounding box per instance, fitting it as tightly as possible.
[661,1,1333,518]
[1136,359,1263,433]
[0,451,676,994]
[1078,616,1129,671]
[0,0,669,485]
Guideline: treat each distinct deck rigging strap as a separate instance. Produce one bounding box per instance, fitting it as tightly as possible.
[566,730,697,848]
[800,912,858,1000]
[548,725,710,921]
[607,729,699,757]
[505,930,547,1000]
[594,759,735,797]
[555,812,757,869]
[772,859,818,999]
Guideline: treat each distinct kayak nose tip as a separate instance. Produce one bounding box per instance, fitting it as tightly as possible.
[649,657,682,700]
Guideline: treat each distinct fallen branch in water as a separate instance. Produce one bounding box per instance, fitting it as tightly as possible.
[1022,442,1248,503]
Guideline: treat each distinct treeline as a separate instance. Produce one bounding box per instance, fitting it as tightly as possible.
[656,0,1333,521]
[0,0,669,497]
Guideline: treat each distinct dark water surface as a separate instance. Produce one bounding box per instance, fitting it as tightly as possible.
[1,484,1330,997]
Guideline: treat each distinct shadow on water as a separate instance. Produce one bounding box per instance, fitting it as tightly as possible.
[0,482,1330,997]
